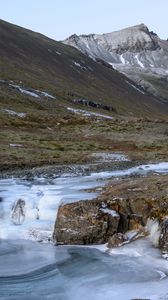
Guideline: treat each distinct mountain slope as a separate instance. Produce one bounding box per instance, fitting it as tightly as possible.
[0,19,167,118]
[64,24,168,102]
[0,20,168,171]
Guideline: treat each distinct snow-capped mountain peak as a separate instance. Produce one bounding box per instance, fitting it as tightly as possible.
[64,24,168,101]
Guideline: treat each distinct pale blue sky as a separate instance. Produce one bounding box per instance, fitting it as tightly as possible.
[0,0,167,40]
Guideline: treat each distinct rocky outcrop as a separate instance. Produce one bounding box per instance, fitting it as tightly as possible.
[54,196,145,246]
[54,200,120,245]
[73,98,115,112]
[54,174,168,250]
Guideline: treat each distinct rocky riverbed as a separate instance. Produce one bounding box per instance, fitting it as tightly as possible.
[0,158,139,180]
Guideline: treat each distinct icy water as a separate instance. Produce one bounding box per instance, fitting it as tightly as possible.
[1,162,168,300]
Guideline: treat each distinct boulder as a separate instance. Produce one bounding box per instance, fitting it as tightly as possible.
[54,200,120,245]
[54,174,168,249]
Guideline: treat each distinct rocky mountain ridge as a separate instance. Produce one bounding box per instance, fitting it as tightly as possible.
[64,24,168,101]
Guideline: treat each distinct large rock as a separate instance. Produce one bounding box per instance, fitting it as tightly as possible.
[159,218,168,253]
[54,174,168,247]
[54,200,120,245]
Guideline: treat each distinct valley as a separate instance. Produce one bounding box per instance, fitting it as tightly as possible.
[0,18,168,300]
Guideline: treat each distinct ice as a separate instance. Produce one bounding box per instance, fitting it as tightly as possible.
[146,219,161,247]
[1,162,168,242]
[0,239,69,276]
[1,238,168,300]
[1,162,168,299]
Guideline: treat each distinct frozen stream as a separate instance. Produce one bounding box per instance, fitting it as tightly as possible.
[1,162,168,299]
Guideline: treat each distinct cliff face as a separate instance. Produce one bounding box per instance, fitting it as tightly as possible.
[54,174,168,253]
[64,24,168,101]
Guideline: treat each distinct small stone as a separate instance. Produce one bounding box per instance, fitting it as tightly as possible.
[107,233,128,248]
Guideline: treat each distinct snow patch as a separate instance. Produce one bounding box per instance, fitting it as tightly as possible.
[73,61,87,70]
[55,51,61,55]
[10,83,55,99]
[67,107,113,120]
[9,144,22,148]
[135,54,145,68]
[100,208,119,217]
[90,152,129,162]
[2,109,26,118]
[10,84,40,98]
[107,62,118,70]
[35,90,55,99]
[126,80,145,94]
[120,54,126,65]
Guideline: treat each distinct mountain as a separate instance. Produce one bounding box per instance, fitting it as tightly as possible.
[0,19,167,117]
[0,19,168,171]
[64,24,168,101]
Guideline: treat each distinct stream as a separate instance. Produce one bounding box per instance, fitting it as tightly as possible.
[1,162,168,300]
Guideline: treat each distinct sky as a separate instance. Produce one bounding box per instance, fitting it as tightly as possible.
[0,0,167,41]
